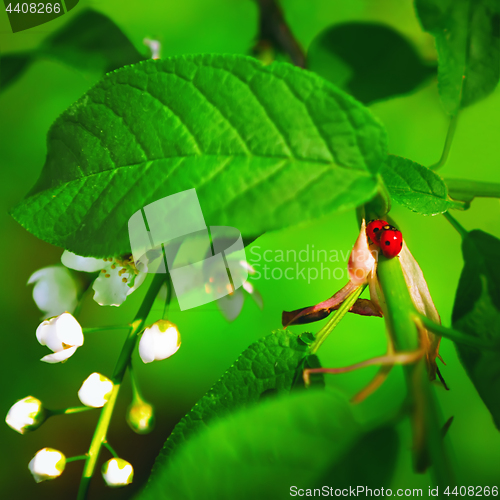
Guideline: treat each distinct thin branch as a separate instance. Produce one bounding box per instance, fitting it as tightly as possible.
[415,314,499,350]
[430,113,459,170]
[443,212,468,239]
[445,178,500,202]
[253,0,305,67]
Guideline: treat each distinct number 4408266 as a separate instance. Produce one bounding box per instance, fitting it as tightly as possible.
[444,486,499,496]
[5,3,61,14]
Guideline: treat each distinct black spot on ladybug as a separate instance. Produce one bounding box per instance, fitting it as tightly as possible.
[385,241,390,246]
[400,241,403,247]
[373,228,380,232]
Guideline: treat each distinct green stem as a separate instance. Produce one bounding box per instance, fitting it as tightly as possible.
[162,275,172,320]
[443,212,468,239]
[103,441,119,459]
[50,406,95,416]
[310,285,365,354]
[415,314,499,350]
[76,273,165,500]
[377,257,455,487]
[66,455,88,463]
[129,362,144,403]
[83,325,130,333]
[430,113,459,170]
[444,178,500,202]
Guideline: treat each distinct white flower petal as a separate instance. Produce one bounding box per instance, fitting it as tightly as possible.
[28,448,65,483]
[28,266,79,318]
[56,313,84,347]
[139,321,181,364]
[78,373,114,408]
[127,268,147,296]
[92,260,147,307]
[102,458,133,487]
[5,396,43,434]
[138,330,156,364]
[36,313,83,355]
[61,250,104,273]
[41,346,78,364]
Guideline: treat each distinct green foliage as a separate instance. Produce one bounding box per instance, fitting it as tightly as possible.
[0,10,144,91]
[307,22,435,104]
[11,54,386,257]
[452,230,500,429]
[138,390,399,500]
[415,0,500,115]
[151,329,313,471]
[380,155,464,215]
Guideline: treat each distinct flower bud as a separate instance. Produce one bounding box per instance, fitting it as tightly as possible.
[126,401,155,434]
[101,458,134,487]
[5,396,46,434]
[348,219,377,285]
[36,312,84,363]
[138,320,181,364]
[28,448,66,483]
[78,373,114,408]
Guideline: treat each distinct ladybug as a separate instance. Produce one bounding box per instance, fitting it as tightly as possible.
[366,219,388,245]
[379,224,403,258]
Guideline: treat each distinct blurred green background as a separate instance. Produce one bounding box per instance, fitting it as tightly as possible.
[1,0,499,498]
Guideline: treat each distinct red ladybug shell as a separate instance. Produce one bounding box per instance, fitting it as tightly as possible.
[366,219,388,245]
[379,225,403,258]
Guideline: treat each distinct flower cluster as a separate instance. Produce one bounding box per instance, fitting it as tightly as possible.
[9,245,260,492]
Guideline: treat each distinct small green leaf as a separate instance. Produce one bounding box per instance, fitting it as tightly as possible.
[381,155,466,215]
[152,329,313,471]
[0,9,144,92]
[11,54,385,257]
[415,0,500,115]
[307,22,435,104]
[452,230,500,429]
[139,391,398,500]
[298,331,315,345]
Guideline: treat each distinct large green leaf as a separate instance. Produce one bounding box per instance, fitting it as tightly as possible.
[307,22,435,104]
[151,329,316,472]
[11,54,386,257]
[1,9,145,92]
[139,390,399,500]
[452,230,500,430]
[380,155,465,215]
[415,0,500,115]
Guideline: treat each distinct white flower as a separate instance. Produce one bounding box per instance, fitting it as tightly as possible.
[28,266,80,319]
[211,260,263,322]
[101,458,134,487]
[138,320,181,364]
[143,37,161,59]
[28,448,66,483]
[36,313,84,363]
[5,396,46,434]
[78,373,114,408]
[62,250,147,307]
